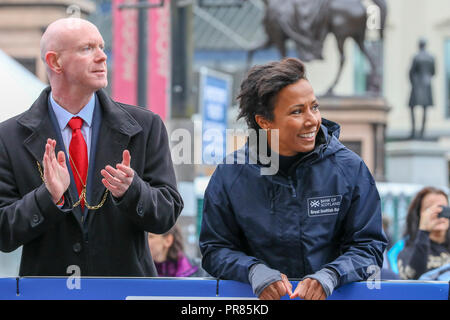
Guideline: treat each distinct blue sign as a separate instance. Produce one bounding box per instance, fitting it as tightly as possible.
[200,68,232,165]
[0,278,448,300]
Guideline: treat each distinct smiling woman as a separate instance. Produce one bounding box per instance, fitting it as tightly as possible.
[255,79,321,155]
[199,58,387,301]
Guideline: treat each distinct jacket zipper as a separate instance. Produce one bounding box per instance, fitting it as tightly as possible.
[287,176,297,198]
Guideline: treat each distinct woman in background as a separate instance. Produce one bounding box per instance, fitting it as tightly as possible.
[148,225,209,277]
[398,187,450,280]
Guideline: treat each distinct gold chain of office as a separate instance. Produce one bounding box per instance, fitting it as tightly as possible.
[36,160,109,210]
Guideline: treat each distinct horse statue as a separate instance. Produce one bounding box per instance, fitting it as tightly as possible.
[247,0,387,95]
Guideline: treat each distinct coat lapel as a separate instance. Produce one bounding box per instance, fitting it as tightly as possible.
[19,87,59,164]
[86,89,143,213]
[18,87,82,223]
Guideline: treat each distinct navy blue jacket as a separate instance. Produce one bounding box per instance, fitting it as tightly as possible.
[199,119,387,286]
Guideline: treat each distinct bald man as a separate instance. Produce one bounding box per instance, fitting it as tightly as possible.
[0,18,183,276]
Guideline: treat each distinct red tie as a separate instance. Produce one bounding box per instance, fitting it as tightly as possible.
[68,117,88,209]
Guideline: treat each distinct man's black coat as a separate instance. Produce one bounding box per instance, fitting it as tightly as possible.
[0,87,183,276]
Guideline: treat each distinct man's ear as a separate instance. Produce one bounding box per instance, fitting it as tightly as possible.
[255,114,271,130]
[45,51,62,74]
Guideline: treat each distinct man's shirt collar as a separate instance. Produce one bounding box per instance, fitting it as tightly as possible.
[50,93,95,130]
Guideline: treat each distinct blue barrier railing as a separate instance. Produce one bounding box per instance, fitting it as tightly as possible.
[0,278,448,300]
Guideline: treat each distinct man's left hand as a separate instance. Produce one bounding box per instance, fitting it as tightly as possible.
[101,150,134,198]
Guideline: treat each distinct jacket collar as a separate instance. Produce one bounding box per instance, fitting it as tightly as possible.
[18,87,142,138]
[239,118,344,177]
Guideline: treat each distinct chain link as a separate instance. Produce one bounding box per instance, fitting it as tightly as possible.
[37,161,109,210]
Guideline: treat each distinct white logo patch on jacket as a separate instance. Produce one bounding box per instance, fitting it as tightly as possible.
[307,195,342,217]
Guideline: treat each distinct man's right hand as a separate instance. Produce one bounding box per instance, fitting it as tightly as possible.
[43,139,70,204]
[258,273,292,300]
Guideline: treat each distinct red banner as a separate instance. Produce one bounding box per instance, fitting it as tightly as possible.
[112,0,170,120]
[112,0,138,106]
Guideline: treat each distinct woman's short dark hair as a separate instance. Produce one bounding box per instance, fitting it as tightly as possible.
[163,225,184,261]
[237,58,307,130]
[403,186,450,249]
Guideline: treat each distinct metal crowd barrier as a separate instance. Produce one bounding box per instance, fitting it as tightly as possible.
[0,278,448,300]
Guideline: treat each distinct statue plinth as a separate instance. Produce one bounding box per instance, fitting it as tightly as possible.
[385,139,448,188]
[318,95,391,181]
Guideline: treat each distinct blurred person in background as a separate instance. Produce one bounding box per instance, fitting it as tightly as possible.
[380,216,400,279]
[382,216,394,251]
[398,187,450,280]
[148,225,209,277]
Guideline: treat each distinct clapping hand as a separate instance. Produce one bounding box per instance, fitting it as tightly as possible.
[43,139,70,204]
[101,150,134,198]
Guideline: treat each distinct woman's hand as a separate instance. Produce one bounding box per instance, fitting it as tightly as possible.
[258,274,292,300]
[419,204,443,232]
[290,278,327,300]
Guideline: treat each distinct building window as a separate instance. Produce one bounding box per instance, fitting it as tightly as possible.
[448,159,450,186]
[445,39,450,118]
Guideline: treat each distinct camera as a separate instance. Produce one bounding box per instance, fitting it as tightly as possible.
[438,205,450,219]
